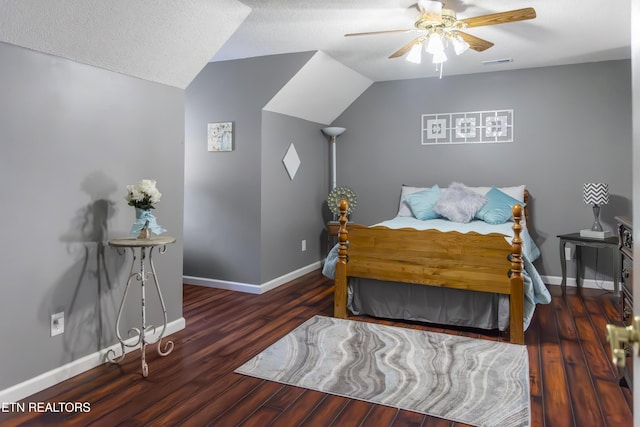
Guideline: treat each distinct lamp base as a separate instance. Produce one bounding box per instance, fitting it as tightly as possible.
[580,229,612,239]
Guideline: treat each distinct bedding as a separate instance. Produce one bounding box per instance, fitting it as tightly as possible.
[397,184,526,217]
[322,216,550,332]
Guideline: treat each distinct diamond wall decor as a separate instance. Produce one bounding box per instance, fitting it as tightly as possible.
[282,143,301,180]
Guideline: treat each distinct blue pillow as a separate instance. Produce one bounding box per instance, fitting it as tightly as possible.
[404,185,442,220]
[475,186,524,224]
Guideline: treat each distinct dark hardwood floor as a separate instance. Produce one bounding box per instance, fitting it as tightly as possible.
[0,271,633,426]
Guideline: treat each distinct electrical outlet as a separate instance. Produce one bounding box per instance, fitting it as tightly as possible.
[51,312,64,337]
[301,239,307,252]
[565,246,572,261]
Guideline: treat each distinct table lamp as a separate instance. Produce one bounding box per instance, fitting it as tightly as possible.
[580,183,611,238]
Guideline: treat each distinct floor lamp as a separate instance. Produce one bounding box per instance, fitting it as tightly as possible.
[321,127,346,191]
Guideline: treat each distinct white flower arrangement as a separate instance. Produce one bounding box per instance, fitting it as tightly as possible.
[125,179,162,210]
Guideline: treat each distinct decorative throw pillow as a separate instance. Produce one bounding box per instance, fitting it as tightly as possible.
[433,182,487,223]
[476,186,525,224]
[404,185,442,220]
[397,185,430,217]
[469,185,526,203]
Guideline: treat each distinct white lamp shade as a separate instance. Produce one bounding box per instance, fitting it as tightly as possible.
[419,0,442,20]
[321,127,346,137]
[583,183,609,205]
[425,33,444,54]
[406,44,422,64]
[432,49,448,64]
[452,34,470,55]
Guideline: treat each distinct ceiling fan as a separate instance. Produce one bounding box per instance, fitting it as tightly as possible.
[345,1,536,72]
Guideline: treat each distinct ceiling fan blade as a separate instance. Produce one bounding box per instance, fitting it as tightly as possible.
[388,37,423,59]
[457,32,494,52]
[345,29,413,37]
[460,7,536,28]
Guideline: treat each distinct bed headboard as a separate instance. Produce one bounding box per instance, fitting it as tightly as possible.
[523,189,530,223]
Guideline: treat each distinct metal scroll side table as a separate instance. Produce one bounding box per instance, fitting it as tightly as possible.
[107,236,176,377]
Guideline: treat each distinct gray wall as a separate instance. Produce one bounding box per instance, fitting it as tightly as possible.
[334,60,632,279]
[184,52,329,285]
[260,111,329,281]
[0,42,185,390]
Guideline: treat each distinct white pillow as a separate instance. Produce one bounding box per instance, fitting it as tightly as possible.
[397,185,430,217]
[469,185,525,203]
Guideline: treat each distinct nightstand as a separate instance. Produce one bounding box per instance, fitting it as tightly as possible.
[557,232,620,298]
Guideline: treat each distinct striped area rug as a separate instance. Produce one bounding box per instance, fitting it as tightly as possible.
[235,315,530,427]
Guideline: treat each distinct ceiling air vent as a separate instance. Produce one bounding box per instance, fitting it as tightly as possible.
[482,58,514,65]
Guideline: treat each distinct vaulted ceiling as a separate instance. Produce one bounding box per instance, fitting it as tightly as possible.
[0,1,631,87]
[214,0,632,81]
[0,0,251,89]
[0,0,631,125]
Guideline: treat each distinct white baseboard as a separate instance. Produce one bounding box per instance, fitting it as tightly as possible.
[184,268,615,294]
[541,275,615,291]
[184,261,323,294]
[0,317,186,404]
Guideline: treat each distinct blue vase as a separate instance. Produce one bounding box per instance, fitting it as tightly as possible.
[135,208,151,239]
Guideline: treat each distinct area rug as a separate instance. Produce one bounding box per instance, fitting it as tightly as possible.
[235,315,530,427]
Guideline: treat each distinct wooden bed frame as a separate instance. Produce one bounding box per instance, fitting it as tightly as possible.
[333,191,528,345]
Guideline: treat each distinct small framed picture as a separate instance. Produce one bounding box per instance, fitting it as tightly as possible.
[208,122,233,152]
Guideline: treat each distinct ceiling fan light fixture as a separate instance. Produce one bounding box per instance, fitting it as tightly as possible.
[432,49,447,64]
[418,0,443,20]
[406,43,422,64]
[451,34,470,55]
[425,32,444,54]
[347,4,536,79]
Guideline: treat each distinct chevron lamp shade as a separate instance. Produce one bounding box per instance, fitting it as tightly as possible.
[583,183,609,205]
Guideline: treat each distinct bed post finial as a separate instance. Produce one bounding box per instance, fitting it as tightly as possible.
[510,203,524,344]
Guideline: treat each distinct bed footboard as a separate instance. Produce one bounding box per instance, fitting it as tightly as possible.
[333,200,525,344]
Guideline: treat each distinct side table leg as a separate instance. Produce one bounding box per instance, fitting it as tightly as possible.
[107,248,142,364]
[148,245,174,357]
[575,246,582,291]
[559,240,567,296]
[140,246,148,377]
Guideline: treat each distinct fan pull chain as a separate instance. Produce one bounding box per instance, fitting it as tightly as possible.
[435,62,444,79]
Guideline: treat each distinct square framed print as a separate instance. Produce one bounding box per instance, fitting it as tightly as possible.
[482,110,513,142]
[452,112,481,143]
[422,114,450,144]
[208,122,233,152]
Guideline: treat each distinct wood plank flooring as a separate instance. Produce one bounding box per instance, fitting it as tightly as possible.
[0,271,633,426]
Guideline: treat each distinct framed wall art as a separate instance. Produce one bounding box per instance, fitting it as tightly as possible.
[208,122,233,152]
[421,110,513,145]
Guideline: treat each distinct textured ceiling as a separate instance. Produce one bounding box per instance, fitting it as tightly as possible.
[264,51,372,125]
[214,0,632,81]
[0,0,251,89]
